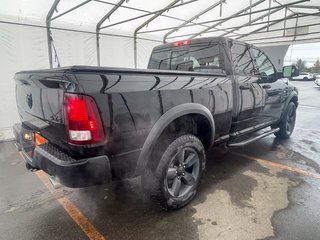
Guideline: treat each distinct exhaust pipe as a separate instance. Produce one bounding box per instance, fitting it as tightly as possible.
[49,176,62,189]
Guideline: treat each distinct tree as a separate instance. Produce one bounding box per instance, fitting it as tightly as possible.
[296,59,306,72]
[312,58,320,73]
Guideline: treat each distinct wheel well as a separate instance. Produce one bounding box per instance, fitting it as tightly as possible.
[160,114,212,150]
[145,114,212,171]
[290,96,298,107]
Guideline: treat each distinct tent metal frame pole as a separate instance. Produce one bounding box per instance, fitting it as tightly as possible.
[274,0,296,15]
[95,0,216,29]
[237,12,320,40]
[293,14,299,41]
[166,11,317,39]
[242,29,320,43]
[250,36,320,46]
[220,6,285,37]
[283,7,288,36]
[236,13,297,40]
[290,5,320,10]
[163,0,224,43]
[100,0,197,30]
[138,0,309,35]
[267,0,272,31]
[46,0,60,69]
[50,0,92,21]
[209,12,320,36]
[249,0,252,22]
[189,0,266,39]
[239,22,320,38]
[96,0,126,66]
[134,0,180,68]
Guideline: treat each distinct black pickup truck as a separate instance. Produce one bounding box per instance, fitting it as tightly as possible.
[14,37,299,210]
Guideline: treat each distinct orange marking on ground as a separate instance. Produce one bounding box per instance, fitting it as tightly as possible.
[35,171,106,240]
[234,152,320,180]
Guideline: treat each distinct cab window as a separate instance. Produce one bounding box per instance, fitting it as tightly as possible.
[230,42,255,76]
[148,42,226,75]
[250,48,276,78]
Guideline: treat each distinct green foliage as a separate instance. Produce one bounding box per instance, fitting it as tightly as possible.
[304,58,320,73]
[295,59,306,72]
[312,58,320,73]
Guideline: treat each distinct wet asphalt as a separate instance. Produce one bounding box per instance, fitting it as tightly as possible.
[0,80,319,240]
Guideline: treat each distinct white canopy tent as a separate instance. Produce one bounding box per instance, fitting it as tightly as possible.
[0,0,320,140]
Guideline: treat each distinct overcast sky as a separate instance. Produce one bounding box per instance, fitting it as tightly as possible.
[284,42,320,67]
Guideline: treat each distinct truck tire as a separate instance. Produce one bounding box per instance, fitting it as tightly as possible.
[274,102,296,139]
[142,134,206,210]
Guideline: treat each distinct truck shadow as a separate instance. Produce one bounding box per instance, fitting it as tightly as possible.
[65,139,281,240]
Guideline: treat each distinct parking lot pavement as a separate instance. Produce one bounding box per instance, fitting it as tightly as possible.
[0,81,319,240]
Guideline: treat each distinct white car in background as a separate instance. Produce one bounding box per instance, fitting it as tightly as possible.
[292,72,314,81]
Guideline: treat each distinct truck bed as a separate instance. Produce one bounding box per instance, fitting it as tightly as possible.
[15,65,233,179]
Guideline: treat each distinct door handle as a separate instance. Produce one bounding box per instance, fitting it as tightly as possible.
[262,84,271,89]
[240,84,251,90]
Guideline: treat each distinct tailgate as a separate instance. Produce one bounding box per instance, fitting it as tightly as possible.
[15,71,73,149]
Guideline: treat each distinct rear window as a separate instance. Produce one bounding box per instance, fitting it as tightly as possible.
[148,42,226,74]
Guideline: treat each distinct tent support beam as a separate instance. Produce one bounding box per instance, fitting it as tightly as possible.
[133,0,180,68]
[51,0,92,21]
[220,6,285,37]
[283,7,288,36]
[208,12,320,36]
[293,14,299,41]
[166,10,317,40]
[250,36,320,46]
[290,5,320,10]
[95,0,218,29]
[190,0,265,39]
[138,0,309,36]
[267,0,272,31]
[237,12,320,40]
[100,0,197,30]
[245,22,320,37]
[96,0,126,66]
[243,29,320,43]
[236,13,297,40]
[163,0,224,43]
[46,0,60,69]
[249,0,252,22]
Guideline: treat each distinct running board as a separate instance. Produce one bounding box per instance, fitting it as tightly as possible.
[228,128,279,147]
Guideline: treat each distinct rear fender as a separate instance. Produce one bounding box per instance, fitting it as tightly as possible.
[134,103,215,176]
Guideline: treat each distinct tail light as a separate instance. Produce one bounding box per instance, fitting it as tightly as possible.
[64,93,105,145]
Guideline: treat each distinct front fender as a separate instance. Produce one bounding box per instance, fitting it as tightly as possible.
[134,103,215,176]
[279,89,298,123]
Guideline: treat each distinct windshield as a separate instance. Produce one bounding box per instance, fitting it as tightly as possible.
[148,42,226,74]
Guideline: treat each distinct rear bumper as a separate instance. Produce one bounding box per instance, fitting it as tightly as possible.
[13,123,112,188]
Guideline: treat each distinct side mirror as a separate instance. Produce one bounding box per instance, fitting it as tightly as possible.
[282,65,299,78]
